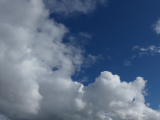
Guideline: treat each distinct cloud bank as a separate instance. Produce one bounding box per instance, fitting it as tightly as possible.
[0,0,160,120]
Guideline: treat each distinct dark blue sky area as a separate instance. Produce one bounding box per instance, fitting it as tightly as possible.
[52,0,160,109]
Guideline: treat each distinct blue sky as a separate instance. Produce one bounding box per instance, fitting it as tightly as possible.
[1,0,160,120]
[52,0,160,109]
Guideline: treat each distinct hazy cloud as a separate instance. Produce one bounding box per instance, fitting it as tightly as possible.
[154,19,160,34]
[83,54,102,68]
[79,32,92,39]
[132,45,160,57]
[0,114,10,120]
[124,60,132,66]
[44,0,107,15]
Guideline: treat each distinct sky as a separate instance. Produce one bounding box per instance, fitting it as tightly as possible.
[1,0,160,120]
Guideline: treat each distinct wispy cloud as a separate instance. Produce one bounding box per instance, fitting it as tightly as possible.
[84,54,103,68]
[132,45,160,57]
[124,60,132,66]
[79,32,92,39]
[154,19,160,34]
[129,18,160,59]
[44,0,107,15]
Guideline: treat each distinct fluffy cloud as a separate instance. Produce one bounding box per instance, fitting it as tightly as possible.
[0,0,82,119]
[83,72,160,120]
[44,0,107,15]
[0,0,160,120]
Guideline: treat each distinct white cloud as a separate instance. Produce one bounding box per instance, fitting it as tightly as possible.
[83,72,160,120]
[0,0,160,120]
[44,0,107,15]
[83,54,102,68]
[0,0,82,119]
[132,45,160,57]
[154,19,160,34]
[79,32,92,39]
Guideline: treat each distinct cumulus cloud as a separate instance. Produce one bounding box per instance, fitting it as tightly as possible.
[44,0,107,15]
[0,0,82,119]
[0,0,160,120]
[83,72,160,120]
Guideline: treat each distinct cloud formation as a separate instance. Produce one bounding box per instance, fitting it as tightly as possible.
[0,114,10,120]
[0,0,160,120]
[154,19,160,34]
[44,0,107,15]
[132,45,160,57]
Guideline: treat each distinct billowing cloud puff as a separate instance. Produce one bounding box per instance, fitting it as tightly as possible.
[0,0,160,120]
[83,72,160,120]
[0,0,82,119]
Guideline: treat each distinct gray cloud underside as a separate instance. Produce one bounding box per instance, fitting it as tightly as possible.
[0,0,160,120]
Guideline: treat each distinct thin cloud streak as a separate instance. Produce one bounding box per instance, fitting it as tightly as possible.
[132,45,160,57]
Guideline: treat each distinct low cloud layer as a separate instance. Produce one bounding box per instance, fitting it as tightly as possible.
[0,0,160,120]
